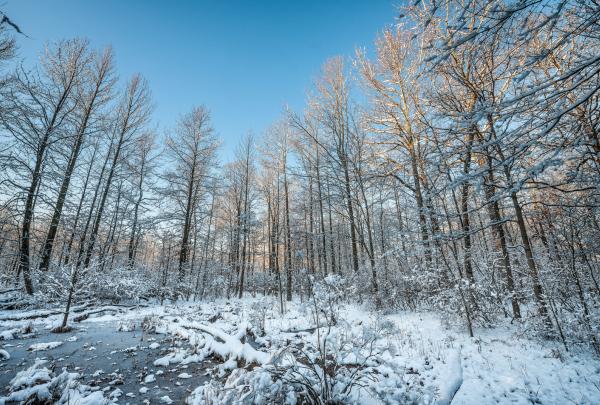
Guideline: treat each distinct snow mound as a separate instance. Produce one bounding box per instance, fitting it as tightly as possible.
[0,329,18,340]
[0,359,111,404]
[180,321,270,365]
[28,341,63,351]
[436,348,463,405]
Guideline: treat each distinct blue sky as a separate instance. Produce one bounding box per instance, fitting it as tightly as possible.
[5,1,398,161]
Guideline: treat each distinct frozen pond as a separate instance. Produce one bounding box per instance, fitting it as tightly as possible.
[0,320,215,403]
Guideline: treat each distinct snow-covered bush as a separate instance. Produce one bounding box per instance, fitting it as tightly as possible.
[188,353,377,404]
[141,314,162,334]
[267,328,380,404]
[0,359,110,404]
[306,275,353,328]
[187,368,291,405]
[35,264,96,304]
[93,266,154,303]
[35,263,100,331]
[248,296,274,336]
[35,263,154,306]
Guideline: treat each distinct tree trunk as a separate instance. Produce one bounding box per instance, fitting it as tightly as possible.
[460,131,475,283]
[510,190,552,328]
[408,143,432,266]
[483,154,521,319]
[341,155,360,273]
[128,154,147,268]
[284,164,293,301]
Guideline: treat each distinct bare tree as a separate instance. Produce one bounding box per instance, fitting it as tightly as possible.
[81,74,151,269]
[38,47,115,272]
[163,106,218,286]
[3,39,89,293]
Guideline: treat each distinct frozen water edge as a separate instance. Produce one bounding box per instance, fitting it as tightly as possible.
[0,319,215,404]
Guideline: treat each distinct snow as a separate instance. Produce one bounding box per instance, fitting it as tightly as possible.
[178,299,600,404]
[63,390,107,405]
[153,355,171,367]
[28,341,63,351]
[179,320,270,365]
[1,298,598,404]
[0,358,111,404]
[0,349,9,359]
[9,359,52,390]
[160,395,173,403]
[109,387,122,398]
[0,329,18,340]
[435,348,463,405]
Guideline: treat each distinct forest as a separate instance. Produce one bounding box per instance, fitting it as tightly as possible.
[0,0,599,404]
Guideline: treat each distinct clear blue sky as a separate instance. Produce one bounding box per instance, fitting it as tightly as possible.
[5,1,398,161]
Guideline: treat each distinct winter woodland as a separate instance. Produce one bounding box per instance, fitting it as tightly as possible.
[0,1,600,404]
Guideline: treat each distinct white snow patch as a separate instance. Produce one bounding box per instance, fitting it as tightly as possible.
[160,395,173,404]
[27,341,63,351]
[436,348,463,405]
[0,329,18,340]
[0,358,110,404]
[109,387,122,399]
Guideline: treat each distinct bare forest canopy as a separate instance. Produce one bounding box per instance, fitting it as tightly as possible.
[0,0,599,352]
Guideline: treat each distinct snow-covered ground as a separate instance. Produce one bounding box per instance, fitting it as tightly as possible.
[1,298,599,404]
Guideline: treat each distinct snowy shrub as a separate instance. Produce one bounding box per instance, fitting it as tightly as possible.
[188,342,378,405]
[93,266,154,303]
[307,275,352,328]
[249,271,278,297]
[34,263,100,329]
[263,320,381,404]
[0,359,110,404]
[187,368,291,405]
[141,314,162,334]
[244,316,380,404]
[248,296,274,336]
[34,264,97,305]
[117,320,137,332]
[31,263,154,307]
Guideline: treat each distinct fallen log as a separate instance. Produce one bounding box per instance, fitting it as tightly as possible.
[0,288,21,295]
[178,321,270,365]
[0,300,34,311]
[73,305,136,322]
[0,303,93,322]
